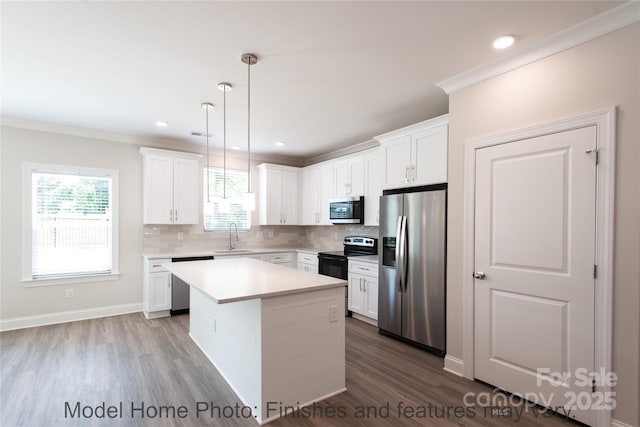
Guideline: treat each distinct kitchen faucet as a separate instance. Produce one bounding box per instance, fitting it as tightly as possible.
[228,222,238,250]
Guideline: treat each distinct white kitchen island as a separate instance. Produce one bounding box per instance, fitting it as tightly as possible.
[163,258,347,425]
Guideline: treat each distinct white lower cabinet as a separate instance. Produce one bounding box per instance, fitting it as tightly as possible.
[348,260,378,324]
[297,251,318,273]
[143,258,172,319]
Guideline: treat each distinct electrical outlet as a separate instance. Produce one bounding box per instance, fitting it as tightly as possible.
[329,305,338,323]
[65,288,75,299]
[177,232,184,240]
[268,231,274,238]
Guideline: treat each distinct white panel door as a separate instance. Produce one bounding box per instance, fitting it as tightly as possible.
[364,276,378,320]
[301,166,319,225]
[150,272,171,311]
[281,171,298,224]
[348,274,364,313]
[318,165,334,225]
[172,157,200,224]
[143,155,174,224]
[349,156,365,196]
[383,135,411,189]
[265,169,282,224]
[364,151,383,226]
[474,126,596,425]
[412,124,448,185]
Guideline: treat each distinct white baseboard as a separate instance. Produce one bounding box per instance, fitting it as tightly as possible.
[0,303,142,331]
[443,354,464,377]
[611,419,634,427]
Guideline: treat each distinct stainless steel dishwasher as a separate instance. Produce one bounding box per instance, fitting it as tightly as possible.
[170,255,214,315]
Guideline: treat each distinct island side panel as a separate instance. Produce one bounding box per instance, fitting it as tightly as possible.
[189,286,263,419]
[260,286,346,423]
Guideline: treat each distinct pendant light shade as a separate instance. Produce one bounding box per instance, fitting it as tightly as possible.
[241,53,257,211]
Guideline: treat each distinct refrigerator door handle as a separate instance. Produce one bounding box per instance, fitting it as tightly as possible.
[400,216,408,292]
[395,216,404,293]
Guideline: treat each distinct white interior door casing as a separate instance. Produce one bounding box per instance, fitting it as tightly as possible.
[474,126,597,425]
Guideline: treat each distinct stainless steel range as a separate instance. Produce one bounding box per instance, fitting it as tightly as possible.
[318,236,378,316]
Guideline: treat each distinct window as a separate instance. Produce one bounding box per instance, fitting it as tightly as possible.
[23,163,119,285]
[204,167,250,230]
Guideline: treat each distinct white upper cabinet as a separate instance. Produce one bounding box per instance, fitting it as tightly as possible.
[364,149,384,226]
[318,164,334,225]
[300,166,319,225]
[333,155,365,197]
[301,163,334,225]
[375,114,448,189]
[257,163,300,225]
[140,147,202,225]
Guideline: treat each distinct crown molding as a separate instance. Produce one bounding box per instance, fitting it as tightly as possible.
[436,1,640,95]
[1,116,305,166]
[304,139,380,166]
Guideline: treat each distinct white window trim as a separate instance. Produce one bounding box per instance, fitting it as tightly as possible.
[21,162,120,287]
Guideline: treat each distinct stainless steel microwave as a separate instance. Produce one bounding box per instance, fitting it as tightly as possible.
[329,196,364,224]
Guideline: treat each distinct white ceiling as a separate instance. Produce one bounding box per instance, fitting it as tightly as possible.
[1,1,620,160]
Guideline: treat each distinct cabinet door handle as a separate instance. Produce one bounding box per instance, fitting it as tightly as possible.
[169,209,173,222]
[405,166,409,183]
[411,165,416,182]
[175,209,178,222]
[152,264,162,268]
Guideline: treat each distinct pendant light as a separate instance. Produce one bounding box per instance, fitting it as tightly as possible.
[241,53,257,211]
[217,82,232,214]
[201,102,214,227]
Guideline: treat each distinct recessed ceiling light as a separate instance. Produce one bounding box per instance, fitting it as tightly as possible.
[275,141,285,147]
[492,35,515,50]
[231,145,240,150]
[155,121,169,128]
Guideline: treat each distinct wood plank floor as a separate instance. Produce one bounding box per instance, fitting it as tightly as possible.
[1,313,582,427]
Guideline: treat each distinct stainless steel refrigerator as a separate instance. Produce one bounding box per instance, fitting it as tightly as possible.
[378,184,447,356]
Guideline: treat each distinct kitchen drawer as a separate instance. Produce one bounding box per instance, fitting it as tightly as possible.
[349,261,377,276]
[297,252,318,266]
[265,252,293,263]
[147,258,171,273]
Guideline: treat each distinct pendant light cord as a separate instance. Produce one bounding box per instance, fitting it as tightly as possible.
[206,106,210,203]
[223,86,227,200]
[247,58,251,194]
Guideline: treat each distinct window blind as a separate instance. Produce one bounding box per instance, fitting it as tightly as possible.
[203,167,250,230]
[31,170,113,278]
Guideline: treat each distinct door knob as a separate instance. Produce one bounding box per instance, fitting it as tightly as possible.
[473,272,486,280]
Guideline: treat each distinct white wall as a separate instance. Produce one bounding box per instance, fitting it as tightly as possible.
[445,24,640,425]
[1,126,144,321]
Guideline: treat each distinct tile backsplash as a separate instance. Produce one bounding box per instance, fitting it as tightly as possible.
[143,224,379,254]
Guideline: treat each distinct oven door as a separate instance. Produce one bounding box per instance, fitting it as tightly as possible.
[317,254,348,280]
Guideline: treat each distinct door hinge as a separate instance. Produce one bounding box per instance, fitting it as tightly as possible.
[593,264,598,279]
[586,148,599,165]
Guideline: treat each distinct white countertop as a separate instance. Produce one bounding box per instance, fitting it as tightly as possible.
[162,258,346,304]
